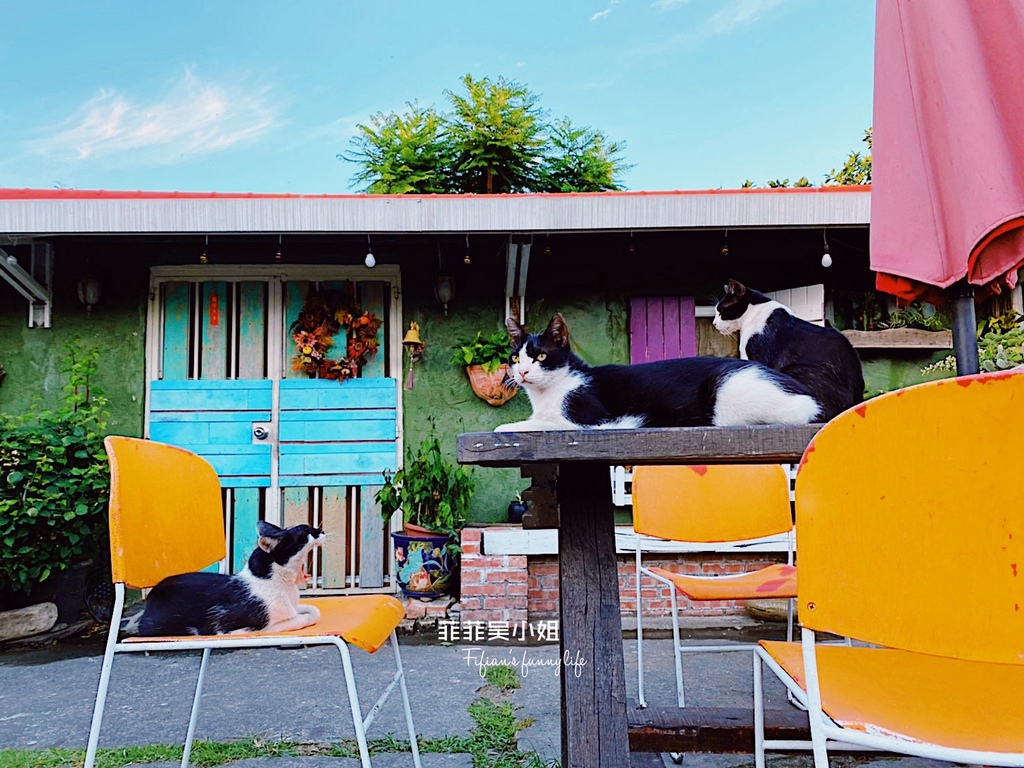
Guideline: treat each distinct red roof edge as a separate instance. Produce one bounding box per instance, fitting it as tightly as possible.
[0,186,871,201]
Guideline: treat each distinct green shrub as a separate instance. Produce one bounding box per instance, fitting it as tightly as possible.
[0,341,110,591]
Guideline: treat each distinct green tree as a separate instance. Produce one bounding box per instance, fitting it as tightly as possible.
[343,74,630,194]
[536,118,629,192]
[444,74,546,194]
[342,102,453,194]
[825,127,872,185]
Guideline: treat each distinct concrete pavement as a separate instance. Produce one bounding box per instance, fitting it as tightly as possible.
[0,623,950,768]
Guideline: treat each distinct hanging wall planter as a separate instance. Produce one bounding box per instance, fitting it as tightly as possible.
[465,363,517,406]
[450,330,518,406]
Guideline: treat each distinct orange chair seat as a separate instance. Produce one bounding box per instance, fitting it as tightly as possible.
[125,595,405,654]
[760,641,1024,754]
[647,563,796,601]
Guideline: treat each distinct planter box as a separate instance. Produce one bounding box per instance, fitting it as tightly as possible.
[841,328,953,349]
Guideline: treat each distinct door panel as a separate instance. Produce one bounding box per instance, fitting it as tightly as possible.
[148,272,399,593]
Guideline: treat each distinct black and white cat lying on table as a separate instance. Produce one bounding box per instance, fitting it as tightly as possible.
[713,279,863,422]
[494,313,823,432]
[137,521,324,636]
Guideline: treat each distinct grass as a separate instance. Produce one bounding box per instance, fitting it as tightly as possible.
[0,662,558,768]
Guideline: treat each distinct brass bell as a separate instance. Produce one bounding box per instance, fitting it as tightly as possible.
[402,322,422,347]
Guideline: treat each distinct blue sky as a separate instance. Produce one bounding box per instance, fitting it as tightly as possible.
[0,1,874,194]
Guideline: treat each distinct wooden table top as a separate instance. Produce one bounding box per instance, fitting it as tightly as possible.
[456,424,823,467]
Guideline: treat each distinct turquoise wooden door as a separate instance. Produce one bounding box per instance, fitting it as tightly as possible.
[146,273,399,593]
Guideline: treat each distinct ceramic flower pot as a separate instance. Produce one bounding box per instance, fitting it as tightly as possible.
[391,531,457,599]
[465,364,517,406]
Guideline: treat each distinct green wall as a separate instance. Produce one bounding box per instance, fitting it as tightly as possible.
[0,253,148,437]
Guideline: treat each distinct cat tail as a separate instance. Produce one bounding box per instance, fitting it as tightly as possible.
[712,364,823,426]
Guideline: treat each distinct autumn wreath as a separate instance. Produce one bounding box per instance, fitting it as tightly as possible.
[290,284,383,382]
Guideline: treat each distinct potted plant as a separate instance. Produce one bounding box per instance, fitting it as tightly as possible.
[450,329,518,406]
[376,424,474,599]
[0,340,110,624]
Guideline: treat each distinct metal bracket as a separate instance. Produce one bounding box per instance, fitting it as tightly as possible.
[0,242,53,328]
[504,234,532,325]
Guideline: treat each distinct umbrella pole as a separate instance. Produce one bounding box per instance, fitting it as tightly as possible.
[951,280,980,375]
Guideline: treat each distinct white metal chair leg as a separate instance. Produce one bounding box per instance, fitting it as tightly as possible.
[390,632,422,768]
[669,589,685,708]
[181,647,211,768]
[336,639,373,768]
[636,544,647,708]
[85,585,126,768]
[753,651,766,768]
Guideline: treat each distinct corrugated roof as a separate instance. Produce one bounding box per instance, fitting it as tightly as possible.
[0,186,870,236]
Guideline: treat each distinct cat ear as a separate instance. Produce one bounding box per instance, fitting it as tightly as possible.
[545,313,570,349]
[506,316,526,349]
[257,536,279,552]
[724,278,746,297]
[257,520,283,538]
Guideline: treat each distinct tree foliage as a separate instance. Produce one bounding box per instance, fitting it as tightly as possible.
[825,128,872,186]
[743,127,872,189]
[343,74,629,194]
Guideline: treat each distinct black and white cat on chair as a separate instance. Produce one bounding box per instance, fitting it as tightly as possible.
[713,278,864,421]
[494,313,823,432]
[137,522,325,636]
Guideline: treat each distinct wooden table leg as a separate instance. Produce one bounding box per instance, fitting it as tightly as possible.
[557,461,630,768]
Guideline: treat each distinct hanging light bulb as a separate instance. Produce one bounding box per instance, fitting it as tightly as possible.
[821,229,832,268]
[364,235,376,268]
[463,234,472,265]
[275,234,282,263]
[200,235,209,264]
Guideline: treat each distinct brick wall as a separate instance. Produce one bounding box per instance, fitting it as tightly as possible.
[458,529,529,623]
[459,528,786,624]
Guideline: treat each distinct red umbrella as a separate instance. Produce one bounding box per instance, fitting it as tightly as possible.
[871,0,1024,372]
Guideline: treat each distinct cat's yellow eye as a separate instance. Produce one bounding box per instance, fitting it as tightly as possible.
[512,355,519,363]
[536,353,547,361]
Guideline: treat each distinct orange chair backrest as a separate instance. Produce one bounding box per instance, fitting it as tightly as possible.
[631,464,792,543]
[105,436,226,588]
[795,370,1024,665]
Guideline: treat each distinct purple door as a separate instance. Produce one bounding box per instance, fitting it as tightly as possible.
[629,296,697,363]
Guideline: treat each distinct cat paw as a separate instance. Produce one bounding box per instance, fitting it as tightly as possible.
[297,604,321,622]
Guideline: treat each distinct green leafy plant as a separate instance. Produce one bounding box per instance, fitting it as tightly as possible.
[0,340,110,591]
[922,310,1024,375]
[879,300,951,331]
[450,329,512,374]
[376,423,474,537]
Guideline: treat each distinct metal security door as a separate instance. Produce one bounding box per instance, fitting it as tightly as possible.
[145,267,402,593]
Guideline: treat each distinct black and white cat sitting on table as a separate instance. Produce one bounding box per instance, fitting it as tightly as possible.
[494,313,823,432]
[713,278,864,422]
[137,521,324,637]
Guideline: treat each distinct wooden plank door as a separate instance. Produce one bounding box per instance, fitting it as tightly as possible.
[147,274,399,593]
[630,296,697,363]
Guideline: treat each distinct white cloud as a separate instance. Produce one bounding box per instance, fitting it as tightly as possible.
[704,0,788,35]
[651,0,691,9]
[590,8,613,21]
[29,69,278,166]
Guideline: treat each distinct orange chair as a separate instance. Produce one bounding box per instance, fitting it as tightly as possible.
[633,463,796,708]
[755,370,1024,767]
[85,437,422,768]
